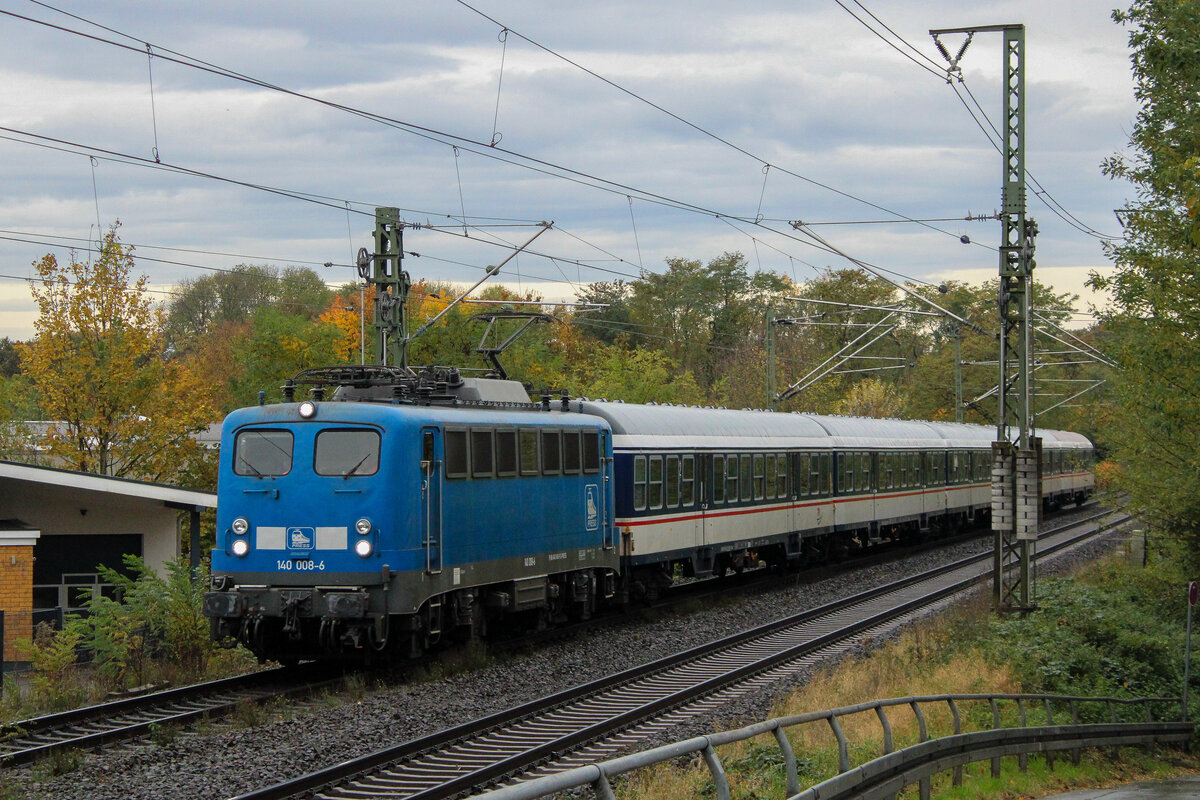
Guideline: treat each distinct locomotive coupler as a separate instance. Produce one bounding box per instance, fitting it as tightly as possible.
[280,590,313,639]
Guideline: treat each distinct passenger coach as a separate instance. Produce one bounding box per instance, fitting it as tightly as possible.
[578,401,1093,599]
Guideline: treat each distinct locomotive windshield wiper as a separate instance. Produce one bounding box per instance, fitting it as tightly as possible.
[343,452,372,478]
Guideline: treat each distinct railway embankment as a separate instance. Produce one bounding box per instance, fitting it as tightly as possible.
[616,532,1200,800]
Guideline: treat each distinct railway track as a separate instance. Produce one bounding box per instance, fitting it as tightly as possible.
[0,663,344,766]
[230,508,1129,800]
[0,505,1058,770]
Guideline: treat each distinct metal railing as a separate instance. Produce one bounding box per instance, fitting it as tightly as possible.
[468,694,1192,800]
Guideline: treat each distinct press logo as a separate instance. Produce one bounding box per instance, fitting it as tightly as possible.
[585,485,599,531]
[287,527,315,550]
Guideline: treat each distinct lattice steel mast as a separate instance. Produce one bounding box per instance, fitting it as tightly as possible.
[931,23,1040,612]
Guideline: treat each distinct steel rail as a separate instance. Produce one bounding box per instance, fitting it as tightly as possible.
[229,509,1126,800]
[0,663,343,765]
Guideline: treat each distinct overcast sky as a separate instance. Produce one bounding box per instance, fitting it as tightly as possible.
[0,0,1138,339]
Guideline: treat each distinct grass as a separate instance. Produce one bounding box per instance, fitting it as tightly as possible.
[614,552,1200,800]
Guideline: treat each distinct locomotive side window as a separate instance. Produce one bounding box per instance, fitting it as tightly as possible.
[582,431,600,474]
[563,431,582,474]
[234,429,293,477]
[541,431,562,474]
[496,429,518,477]
[681,455,695,506]
[648,456,664,509]
[633,455,647,510]
[314,429,380,477]
[471,430,495,478]
[713,455,726,504]
[666,455,680,507]
[445,429,469,478]
[519,430,539,476]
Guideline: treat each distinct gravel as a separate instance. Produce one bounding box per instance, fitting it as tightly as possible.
[15,510,1121,800]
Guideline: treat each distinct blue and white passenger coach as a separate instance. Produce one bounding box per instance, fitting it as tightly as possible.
[204,373,619,662]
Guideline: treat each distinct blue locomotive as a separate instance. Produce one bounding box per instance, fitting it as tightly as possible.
[203,365,1093,662]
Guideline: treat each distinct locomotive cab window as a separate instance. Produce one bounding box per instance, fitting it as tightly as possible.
[234,429,294,477]
[315,429,380,477]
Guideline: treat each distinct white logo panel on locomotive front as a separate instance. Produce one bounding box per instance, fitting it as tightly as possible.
[287,527,315,550]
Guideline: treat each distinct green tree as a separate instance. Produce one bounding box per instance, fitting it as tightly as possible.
[1088,0,1200,561]
[18,226,215,480]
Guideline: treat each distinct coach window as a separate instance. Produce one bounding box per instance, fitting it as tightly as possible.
[883,453,894,490]
[741,454,754,501]
[563,431,582,474]
[681,455,695,506]
[713,455,726,504]
[495,430,518,477]
[841,453,854,495]
[314,429,379,477]
[633,455,647,510]
[776,454,788,498]
[861,452,872,493]
[519,429,539,476]
[582,431,600,474]
[471,429,495,478]
[727,454,740,502]
[820,452,832,496]
[666,455,680,507]
[234,429,294,477]
[649,456,664,509]
[763,454,775,500]
[541,430,562,475]
[445,429,469,479]
[794,454,808,497]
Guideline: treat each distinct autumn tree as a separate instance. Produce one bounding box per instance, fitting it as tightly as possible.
[18,227,216,481]
[1089,0,1200,561]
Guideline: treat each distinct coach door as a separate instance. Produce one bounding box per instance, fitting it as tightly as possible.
[421,428,443,574]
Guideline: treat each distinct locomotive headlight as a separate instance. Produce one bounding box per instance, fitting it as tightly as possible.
[231,517,249,536]
[298,400,317,419]
[355,517,373,535]
[354,538,373,557]
[231,539,250,557]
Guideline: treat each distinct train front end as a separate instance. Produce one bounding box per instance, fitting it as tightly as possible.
[203,399,415,662]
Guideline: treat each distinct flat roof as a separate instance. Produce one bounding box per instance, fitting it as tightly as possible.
[0,460,217,509]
